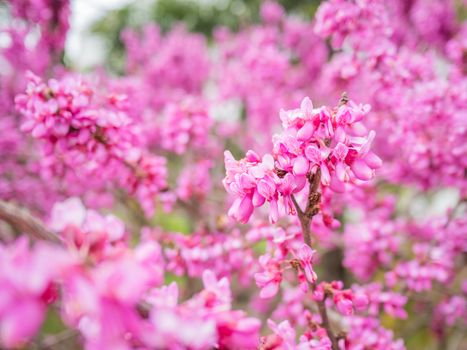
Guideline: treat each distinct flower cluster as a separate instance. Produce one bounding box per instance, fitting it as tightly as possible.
[314,0,466,192]
[0,238,74,348]
[215,7,327,148]
[223,96,381,224]
[313,281,368,316]
[122,24,209,111]
[8,0,70,54]
[15,73,168,216]
[160,98,214,155]
[314,0,392,50]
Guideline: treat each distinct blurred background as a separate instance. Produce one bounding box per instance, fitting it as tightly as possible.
[63,0,322,71]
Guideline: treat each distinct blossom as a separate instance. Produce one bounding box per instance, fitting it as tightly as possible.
[295,244,318,284]
[15,73,169,217]
[0,239,75,348]
[254,255,282,299]
[224,96,381,224]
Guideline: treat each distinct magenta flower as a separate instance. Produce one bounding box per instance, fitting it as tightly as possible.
[254,255,282,299]
[295,244,318,284]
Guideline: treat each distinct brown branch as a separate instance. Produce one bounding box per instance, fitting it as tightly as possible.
[317,297,339,350]
[0,200,60,243]
[291,169,339,350]
[291,169,321,248]
[41,329,79,349]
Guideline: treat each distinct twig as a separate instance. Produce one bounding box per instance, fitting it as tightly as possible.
[41,329,79,349]
[291,170,321,248]
[0,200,60,243]
[317,297,339,350]
[291,170,339,350]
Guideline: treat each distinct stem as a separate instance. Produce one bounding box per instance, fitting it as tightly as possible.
[291,194,312,246]
[317,297,339,350]
[291,171,339,350]
[41,329,78,349]
[291,169,322,248]
[0,200,60,243]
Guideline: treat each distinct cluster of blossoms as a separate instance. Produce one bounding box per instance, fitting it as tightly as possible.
[0,0,466,349]
[385,215,466,293]
[159,98,214,155]
[7,0,70,57]
[0,238,72,348]
[313,281,368,316]
[122,24,209,105]
[314,0,467,191]
[214,2,328,148]
[176,160,213,202]
[223,96,381,224]
[343,199,402,280]
[15,73,168,216]
[314,0,392,50]
[143,227,254,280]
[1,197,263,349]
[343,316,405,350]
[0,0,72,213]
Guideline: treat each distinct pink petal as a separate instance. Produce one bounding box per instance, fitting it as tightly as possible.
[239,173,256,189]
[252,190,266,207]
[300,97,313,118]
[250,165,265,179]
[363,151,382,169]
[245,150,260,162]
[31,123,47,138]
[237,196,254,223]
[305,145,321,164]
[320,164,331,185]
[336,298,353,316]
[335,162,348,182]
[304,265,317,284]
[351,159,373,180]
[334,142,348,160]
[297,122,314,141]
[330,175,346,193]
[257,179,275,199]
[1,299,45,348]
[259,282,279,299]
[262,154,275,170]
[269,200,279,224]
[292,156,309,176]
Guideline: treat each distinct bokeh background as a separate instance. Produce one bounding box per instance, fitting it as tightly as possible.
[32,0,324,70]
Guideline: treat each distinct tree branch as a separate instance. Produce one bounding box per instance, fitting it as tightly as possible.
[291,169,321,248]
[291,170,339,350]
[0,200,60,243]
[317,297,339,350]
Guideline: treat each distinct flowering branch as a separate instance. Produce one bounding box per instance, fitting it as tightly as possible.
[292,170,341,350]
[291,169,322,247]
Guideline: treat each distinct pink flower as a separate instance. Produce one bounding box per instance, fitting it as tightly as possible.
[334,291,355,315]
[260,1,285,24]
[50,197,86,231]
[267,319,297,350]
[0,239,74,348]
[295,244,318,284]
[305,145,332,185]
[254,255,282,299]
